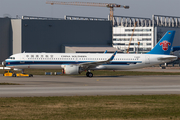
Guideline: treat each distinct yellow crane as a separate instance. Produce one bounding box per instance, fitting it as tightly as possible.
[126,22,137,53]
[46,1,129,21]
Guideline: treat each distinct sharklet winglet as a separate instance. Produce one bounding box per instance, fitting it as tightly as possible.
[109,51,117,61]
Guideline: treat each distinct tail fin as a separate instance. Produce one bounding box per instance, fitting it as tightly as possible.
[147,30,175,55]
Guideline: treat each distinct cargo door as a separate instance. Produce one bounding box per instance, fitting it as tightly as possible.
[145,56,150,64]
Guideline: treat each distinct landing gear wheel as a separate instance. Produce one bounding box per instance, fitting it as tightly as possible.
[86,72,93,78]
[86,72,89,77]
[88,72,93,77]
[12,74,16,77]
[29,74,33,77]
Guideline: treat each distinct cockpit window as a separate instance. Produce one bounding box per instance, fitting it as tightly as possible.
[9,57,15,59]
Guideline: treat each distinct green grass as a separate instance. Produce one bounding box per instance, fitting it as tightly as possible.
[0,83,21,85]
[0,95,180,120]
[1,69,180,76]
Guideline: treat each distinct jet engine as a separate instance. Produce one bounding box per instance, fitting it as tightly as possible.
[63,65,82,74]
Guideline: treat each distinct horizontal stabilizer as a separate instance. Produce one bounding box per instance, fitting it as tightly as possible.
[158,56,177,61]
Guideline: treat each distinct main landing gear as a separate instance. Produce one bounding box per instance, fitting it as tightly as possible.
[86,71,93,77]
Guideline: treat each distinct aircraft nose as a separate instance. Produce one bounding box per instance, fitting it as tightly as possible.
[2,61,6,67]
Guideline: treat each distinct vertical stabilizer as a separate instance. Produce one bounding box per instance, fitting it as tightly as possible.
[147,30,175,55]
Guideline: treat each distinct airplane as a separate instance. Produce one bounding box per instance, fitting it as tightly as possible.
[2,30,177,77]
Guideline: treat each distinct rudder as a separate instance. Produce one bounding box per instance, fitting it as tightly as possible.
[147,30,175,55]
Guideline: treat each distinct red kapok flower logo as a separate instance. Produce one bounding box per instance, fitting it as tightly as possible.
[160,40,171,51]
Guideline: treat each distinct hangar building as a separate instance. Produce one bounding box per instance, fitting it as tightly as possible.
[0,18,12,63]
[0,16,113,62]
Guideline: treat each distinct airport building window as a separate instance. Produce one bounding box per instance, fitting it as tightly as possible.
[113,43,125,45]
[129,48,134,51]
[125,29,151,32]
[113,34,151,36]
[142,38,151,41]
[146,43,151,45]
[134,43,138,45]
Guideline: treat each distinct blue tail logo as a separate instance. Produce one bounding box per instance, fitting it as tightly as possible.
[147,30,175,55]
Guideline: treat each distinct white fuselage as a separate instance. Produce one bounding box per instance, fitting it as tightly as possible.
[4,53,177,70]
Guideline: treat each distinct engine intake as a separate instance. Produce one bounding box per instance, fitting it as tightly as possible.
[2,61,6,67]
[63,65,82,74]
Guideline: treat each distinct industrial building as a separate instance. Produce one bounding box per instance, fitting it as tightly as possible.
[0,18,12,63]
[0,16,113,62]
[0,14,180,65]
[113,15,180,53]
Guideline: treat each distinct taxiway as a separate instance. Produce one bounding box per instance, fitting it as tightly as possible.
[0,74,180,97]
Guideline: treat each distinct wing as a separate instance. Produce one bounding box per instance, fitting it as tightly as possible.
[79,51,117,70]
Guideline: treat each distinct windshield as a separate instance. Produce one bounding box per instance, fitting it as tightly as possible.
[8,57,15,59]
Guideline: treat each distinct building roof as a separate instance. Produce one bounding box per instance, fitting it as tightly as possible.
[65,46,122,53]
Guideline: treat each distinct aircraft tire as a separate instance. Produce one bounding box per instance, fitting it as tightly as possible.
[29,74,33,77]
[12,74,16,77]
[86,72,89,77]
[86,72,93,77]
[88,72,93,77]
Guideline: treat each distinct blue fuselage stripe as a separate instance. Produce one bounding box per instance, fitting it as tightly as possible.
[6,60,142,66]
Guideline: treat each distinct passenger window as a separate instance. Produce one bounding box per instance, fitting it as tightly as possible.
[41,55,43,57]
[31,55,34,57]
[36,55,39,57]
[46,55,48,57]
[26,55,29,57]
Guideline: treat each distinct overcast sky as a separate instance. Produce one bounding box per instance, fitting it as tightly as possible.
[0,0,179,19]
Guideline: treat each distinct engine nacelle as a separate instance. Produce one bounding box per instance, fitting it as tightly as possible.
[63,65,81,74]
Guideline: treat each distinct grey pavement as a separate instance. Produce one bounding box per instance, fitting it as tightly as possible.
[0,73,180,97]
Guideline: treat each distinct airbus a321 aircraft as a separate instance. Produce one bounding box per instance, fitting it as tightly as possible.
[2,31,177,77]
